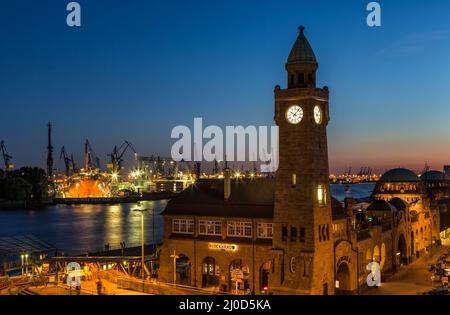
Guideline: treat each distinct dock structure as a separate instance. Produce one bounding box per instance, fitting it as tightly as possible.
[0,235,57,276]
[38,244,160,283]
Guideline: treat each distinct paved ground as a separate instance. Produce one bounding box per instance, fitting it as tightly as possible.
[3,242,449,295]
[363,244,450,295]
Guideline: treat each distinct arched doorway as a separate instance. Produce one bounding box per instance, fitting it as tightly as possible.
[259,261,271,293]
[202,257,219,288]
[229,259,249,294]
[176,255,191,286]
[397,234,407,267]
[335,262,351,295]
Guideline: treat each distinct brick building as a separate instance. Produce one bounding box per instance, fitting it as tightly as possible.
[158,26,445,295]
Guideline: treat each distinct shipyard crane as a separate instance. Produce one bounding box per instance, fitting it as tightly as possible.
[108,140,136,174]
[0,140,13,171]
[70,153,77,173]
[84,139,100,170]
[60,146,73,177]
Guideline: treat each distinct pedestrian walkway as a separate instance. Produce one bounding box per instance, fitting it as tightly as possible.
[364,245,449,295]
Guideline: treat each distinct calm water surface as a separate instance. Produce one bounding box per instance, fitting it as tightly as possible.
[0,200,167,255]
[0,184,374,254]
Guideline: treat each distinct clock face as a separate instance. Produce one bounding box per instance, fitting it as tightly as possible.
[314,105,322,124]
[286,105,303,124]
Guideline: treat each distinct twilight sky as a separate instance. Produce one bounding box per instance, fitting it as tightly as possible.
[1,0,450,174]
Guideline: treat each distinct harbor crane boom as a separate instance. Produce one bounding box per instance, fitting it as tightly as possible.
[60,146,73,177]
[84,139,100,170]
[0,140,13,171]
[108,140,136,173]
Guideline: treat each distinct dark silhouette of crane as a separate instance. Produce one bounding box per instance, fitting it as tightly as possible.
[60,146,75,177]
[47,122,54,180]
[0,140,13,171]
[84,139,100,171]
[108,141,136,174]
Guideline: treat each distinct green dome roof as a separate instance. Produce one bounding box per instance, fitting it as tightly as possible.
[379,168,420,182]
[287,26,317,65]
[420,170,450,181]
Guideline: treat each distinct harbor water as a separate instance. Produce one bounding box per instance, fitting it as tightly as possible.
[0,184,374,254]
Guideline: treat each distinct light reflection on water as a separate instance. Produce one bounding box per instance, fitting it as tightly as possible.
[0,184,374,254]
[0,200,167,255]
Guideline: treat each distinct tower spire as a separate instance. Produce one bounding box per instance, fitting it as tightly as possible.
[286,25,318,89]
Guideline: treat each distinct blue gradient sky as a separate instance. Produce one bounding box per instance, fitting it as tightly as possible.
[1,0,450,174]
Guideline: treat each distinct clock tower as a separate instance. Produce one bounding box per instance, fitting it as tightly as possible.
[272,26,334,295]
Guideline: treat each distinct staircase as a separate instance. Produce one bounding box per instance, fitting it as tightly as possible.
[18,288,36,295]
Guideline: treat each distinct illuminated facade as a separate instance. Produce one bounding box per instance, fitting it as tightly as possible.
[158,27,445,295]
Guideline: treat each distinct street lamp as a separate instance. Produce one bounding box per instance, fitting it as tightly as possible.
[25,253,29,276]
[133,207,151,292]
[21,254,24,276]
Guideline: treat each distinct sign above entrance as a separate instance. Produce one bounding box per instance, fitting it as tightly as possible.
[208,243,238,252]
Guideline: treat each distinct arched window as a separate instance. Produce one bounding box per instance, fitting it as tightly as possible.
[298,73,305,86]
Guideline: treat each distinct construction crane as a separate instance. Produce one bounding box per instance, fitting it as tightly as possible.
[0,140,13,171]
[108,141,136,174]
[60,146,74,177]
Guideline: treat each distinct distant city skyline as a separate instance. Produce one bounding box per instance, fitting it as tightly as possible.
[1,0,450,174]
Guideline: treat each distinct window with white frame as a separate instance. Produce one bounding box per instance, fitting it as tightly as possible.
[198,220,222,236]
[257,223,273,239]
[172,219,194,234]
[227,221,252,238]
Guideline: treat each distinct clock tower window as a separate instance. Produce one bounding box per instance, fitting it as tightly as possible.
[282,226,288,242]
[300,228,306,242]
[298,73,305,87]
[292,173,297,188]
[317,184,327,207]
[290,227,297,242]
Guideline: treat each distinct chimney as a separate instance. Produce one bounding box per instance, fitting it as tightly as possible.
[224,167,231,201]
